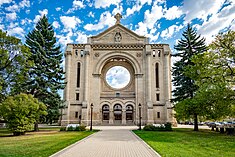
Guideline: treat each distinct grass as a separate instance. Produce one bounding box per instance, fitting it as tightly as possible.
[134,128,235,157]
[0,127,95,157]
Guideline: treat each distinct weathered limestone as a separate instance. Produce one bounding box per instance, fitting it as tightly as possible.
[61,14,174,126]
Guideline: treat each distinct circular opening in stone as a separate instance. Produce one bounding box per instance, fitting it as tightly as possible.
[105,66,130,89]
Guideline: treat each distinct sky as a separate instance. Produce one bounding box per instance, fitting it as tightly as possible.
[1,0,235,89]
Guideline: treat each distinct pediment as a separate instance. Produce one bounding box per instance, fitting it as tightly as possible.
[89,24,148,44]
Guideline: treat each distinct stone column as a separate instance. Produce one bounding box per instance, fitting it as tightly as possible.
[109,109,114,124]
[64,44,73,125]
[81,45,91,126]
[122,109,126,125]
[163,45,172,123]
[145,45,154,124]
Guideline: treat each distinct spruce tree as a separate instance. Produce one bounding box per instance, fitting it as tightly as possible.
[25,15,64,130]
[172,24,207,131]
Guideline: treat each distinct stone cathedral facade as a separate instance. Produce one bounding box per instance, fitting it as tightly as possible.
[61,14,174,126]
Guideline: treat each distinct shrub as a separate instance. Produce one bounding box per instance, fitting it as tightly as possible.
[60,127,66,131]
[74,126,80,131]
[165,122,172,131]
[79,125,86,131]
[67,126,74,131]
[143,123,172,131]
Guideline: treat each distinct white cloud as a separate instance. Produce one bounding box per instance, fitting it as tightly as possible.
[56,30,74,48]
[60,16,81,30]
[94,0,121,8]
[0,24,4,30]
[197,2,235,44]
[5,0,30,12]
[52,21,60,29]
[88,11,94,18]
[0,0,12,6]
[161,24,184,40]
[135,22,148,36]
[33,9,48,23]
[56,7,61,11]
[182,0,225,22]
[75,32,87,43]
[112,4,123,15]
[7,27,24,37]
[164,6,183,20]
[84,11,115,31]
[66,0,85,14]
[125,0,152,17]
[25,9,30,14]
[20,18,32,25]
[106,66,130,89]
[143,1,163,29]
[6,12,17,21]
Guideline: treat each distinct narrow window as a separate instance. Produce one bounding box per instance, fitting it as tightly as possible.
[157,112,160,118]
[75,50,78,56]
[77,63,80,87]
[158,50,161,57]
[80,50,84,57]
[153,50,156,57]
[76,93,79,100]
[156,94,160,101]
[155,63,159,88]
[116,92,120,97]
[75,112,78,118]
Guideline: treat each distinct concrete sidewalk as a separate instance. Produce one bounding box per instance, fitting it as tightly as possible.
[51,126,160,157]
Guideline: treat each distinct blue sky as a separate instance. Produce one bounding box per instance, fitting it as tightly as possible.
[1,0,235,89]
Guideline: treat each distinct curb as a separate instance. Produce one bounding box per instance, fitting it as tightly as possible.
[49,131,99,157]
[131,130,162,157]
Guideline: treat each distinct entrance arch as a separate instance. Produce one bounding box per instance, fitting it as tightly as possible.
[102,104,110,121]
[126,105,133,121]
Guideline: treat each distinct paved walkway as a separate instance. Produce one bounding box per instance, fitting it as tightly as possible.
[51,126,160,157]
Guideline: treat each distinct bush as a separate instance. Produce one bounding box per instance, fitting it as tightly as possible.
[143,123,172,131]
[165,122,172,131]
[79,125,86,131]
[67,126,74,131]
[60,127,66,131]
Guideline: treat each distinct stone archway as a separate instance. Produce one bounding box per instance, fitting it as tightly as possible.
[113,104,122,124]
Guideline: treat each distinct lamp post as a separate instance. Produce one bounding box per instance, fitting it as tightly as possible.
[139,103,141,130]
[90,103,93,131]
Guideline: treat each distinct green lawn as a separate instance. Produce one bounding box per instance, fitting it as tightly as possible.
[0,128,95,157]
[134,128,235,157]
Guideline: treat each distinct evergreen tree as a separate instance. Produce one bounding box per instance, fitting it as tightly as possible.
[24,15,64,130]
[172,24,207,131]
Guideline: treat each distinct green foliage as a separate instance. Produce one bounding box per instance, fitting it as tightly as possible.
[60,127,66,131]
[184,30,235,120]
[0,93,47,135]
[143,123,172,131]
[24,15,65,124]
[172,24,207,130]
[0,29,30,102]
[67,126,74,131]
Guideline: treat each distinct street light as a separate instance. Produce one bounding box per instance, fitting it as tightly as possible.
[90,103,93,131]
[139,103,141,130]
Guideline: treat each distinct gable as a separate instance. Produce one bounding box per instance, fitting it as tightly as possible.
[89,24,149,44]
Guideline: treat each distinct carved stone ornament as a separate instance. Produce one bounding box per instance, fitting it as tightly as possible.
[114,32,122,42]
[137,52,142,57]
[94,52,99,57]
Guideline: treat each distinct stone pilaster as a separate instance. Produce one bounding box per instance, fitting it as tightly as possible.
[145,45,154,124]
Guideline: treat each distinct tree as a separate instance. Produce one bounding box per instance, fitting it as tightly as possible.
[0,93,47,136]
[0,29,30,102]
[24,15,64,130]
[172,24,207,131]
[184,30,235,121]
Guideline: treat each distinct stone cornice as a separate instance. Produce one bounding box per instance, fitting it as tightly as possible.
[91,44,145,50]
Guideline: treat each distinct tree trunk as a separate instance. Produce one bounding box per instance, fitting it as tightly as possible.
[34,122,39,132]
[193,113,198,131]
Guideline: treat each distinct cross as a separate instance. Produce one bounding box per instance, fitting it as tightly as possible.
[114,13,122,24]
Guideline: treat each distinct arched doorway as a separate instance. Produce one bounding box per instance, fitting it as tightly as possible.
[126,105,133,124]
[114,104,122,124]
[102,105,109,121]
